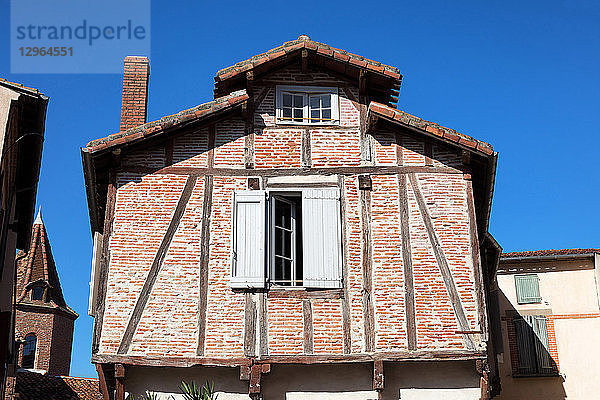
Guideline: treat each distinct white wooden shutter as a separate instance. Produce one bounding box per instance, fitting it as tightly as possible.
[231,191,266,288]
[302,188,342,288]
[532,315,554,373]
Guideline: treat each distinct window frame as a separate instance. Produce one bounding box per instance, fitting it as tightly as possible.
[269,193,301,287]
[21,333,37,369]
[275,85,340,126]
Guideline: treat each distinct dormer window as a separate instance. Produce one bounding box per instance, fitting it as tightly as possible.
[31,285,45,301]
[276,86,339,125]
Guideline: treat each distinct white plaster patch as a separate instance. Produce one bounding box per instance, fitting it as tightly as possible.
[399,388,480,399]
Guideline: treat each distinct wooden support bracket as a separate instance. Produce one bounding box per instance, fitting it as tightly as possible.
[373,360,384,390]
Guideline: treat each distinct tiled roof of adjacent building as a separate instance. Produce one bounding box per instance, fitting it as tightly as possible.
[501,248,600,258]
[15,209,78,319]
[368,102,495,156]
[10,371,101,400]
[0,77,44,96]
[215,35,402,83]
[85,90,248,153]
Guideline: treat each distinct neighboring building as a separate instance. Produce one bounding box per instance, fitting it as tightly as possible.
[82,37,501,399]
[0,79,47,398]
[3,211,101,400]
[13,210,78,375]
[495,248,600,399]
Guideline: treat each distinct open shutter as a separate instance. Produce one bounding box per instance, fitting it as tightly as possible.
[514,315,537,374]
[532,315,554,373]
[515,275,541,304]
[231,191,266,288]
[302,188,342,288]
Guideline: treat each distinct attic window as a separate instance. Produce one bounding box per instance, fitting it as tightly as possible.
[31,285,45,301]
[276,86,339,125]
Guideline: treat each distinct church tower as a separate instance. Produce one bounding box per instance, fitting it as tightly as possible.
[13,210,78,376]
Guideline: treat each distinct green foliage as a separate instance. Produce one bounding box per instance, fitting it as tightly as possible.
[132,391,160,400]
[179,381,217,400]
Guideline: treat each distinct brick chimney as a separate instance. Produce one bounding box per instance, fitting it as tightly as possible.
[120,56,150,131]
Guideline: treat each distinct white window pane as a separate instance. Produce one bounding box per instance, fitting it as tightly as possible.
[294,109,303,121]
[311,110,320,119]
[322,94,331,108]
[322,109,331,120]
[283,107,292,118]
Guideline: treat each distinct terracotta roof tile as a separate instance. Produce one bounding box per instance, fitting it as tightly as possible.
[11,371,101,400]
[85,90,248,153]
[0,77,42,95]
[501,248,600,258]
[368,102,495,156]
[215,36,402,85]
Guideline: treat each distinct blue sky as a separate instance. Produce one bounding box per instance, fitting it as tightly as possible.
[1,0,598,378]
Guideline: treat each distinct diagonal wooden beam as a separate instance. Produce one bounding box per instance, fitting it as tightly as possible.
[408,173,475,350]
[398,173,417,350]
[117,175,198,354]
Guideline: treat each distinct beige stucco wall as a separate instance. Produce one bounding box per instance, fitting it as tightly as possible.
[496,257,600,400]
[124,361,481,400]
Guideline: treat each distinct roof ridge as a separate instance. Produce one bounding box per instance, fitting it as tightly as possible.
[215,36,402,82]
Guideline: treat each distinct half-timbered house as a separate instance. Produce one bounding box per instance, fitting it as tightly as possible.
[82,36,501,399]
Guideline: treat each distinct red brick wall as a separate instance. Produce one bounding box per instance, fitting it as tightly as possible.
[14,309,73,375]
[98,67,480,360]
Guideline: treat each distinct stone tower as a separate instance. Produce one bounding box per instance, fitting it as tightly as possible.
[13,210,78,376]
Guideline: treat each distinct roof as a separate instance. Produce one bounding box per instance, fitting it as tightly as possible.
[85,89,248,153]
[15,211,78,319]
[0,77,45,97]
[216,35,401,82]
[213,35,402,105]
[10,371,101,400]
[501,248,600,259]
[368,102,495,156]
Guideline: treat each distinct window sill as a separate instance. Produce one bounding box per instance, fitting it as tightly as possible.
[267,288,343,299]
[274,122,340,128]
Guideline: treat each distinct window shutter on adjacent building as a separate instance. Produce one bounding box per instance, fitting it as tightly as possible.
[532,315,554,373]
[301,188,343,288]
[514,314,553,375]
[515,274,541,304]
[515,316,537,374]
[231,191,267,288]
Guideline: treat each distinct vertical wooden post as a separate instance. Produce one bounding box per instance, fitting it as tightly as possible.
[95,364,110,400]
[114,364,125,400]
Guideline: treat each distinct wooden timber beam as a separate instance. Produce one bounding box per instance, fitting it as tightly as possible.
[117,175,198,354]
[114,364,125,400]
[92,173,117,354]
[360,177,375,352]
[303,299,314,354]
[398,173,417,350]
[95,363,111,400]
[196,174,214,356]
[91,349,486,368]
[339,175,352,354]
[249,363,271,396]
[118,165,465,178]
[407,173,476,350]
[244,293,257,357]
[373,360,384,391]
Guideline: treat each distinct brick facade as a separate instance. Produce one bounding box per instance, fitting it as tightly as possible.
[83,37,498,398]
